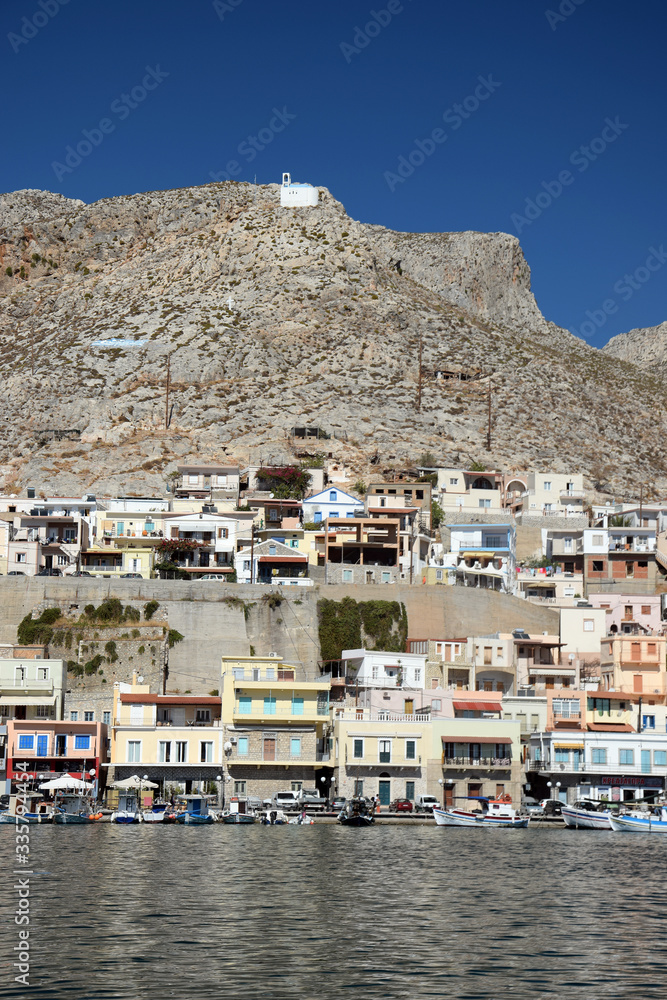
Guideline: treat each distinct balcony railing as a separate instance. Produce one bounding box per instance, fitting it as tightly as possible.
[560,490,586,499]
[227,749,330,763]
[528,759,657,775]
[234,706,330,718]
[2,679,54,693]
[442,756,512,768]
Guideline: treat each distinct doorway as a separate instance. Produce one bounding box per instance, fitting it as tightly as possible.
[378,779,391,806]
[263,737,276,761]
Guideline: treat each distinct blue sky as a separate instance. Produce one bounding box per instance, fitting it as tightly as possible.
[2,0,665,347]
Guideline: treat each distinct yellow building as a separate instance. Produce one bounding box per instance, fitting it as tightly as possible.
[110,682,225,797]
[221,655,331,802]
[331,709,431,805]
[600,635,667,694]
[83,508,168,578]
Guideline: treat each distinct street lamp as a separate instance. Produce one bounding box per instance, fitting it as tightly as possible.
[216,774,223,811]
[438,778,444,807]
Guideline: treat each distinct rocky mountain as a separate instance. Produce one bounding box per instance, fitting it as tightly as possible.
[0,180,664,499]
[603,321,667,372]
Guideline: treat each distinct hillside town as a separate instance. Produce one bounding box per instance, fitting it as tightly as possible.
[2,457,667,816]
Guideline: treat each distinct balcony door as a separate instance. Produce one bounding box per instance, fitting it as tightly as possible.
[641,750,651,774]
[36,735,48,757]
[263,737,276,761]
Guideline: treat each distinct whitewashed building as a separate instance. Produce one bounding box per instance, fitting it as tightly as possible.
[280,172,319,207]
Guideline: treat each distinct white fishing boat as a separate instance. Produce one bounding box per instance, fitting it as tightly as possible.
[609,806,667,833]
[433,796,529,828]
[110,792,143,824]
[562,800,614,830]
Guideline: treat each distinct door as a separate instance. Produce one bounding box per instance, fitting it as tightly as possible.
[44,555,53,569]
[404,699,414,716]
[378,779,391,806]
[495,784,505,799]
[55,734,66,756]
[444,786,454,808]
[263,738,276,761]
[572,749,583,772]
[641,750,651,774]
[36,735,48,757]
[633,674,643,693]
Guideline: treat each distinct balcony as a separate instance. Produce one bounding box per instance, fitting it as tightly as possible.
[2,678,54,695]
[609,541,655,553]
[528,759,657,775]
[227,749,330,764]
[234,705,329,720]
[560,490,586,500]
[442,756,512,768]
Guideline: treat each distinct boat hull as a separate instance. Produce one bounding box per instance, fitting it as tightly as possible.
[609,814,667,833]
[223,814,256,824]
[433,807,529,828]
[337,816,374,826]
[562,806,612,830]
[53,812,91,824]
[183,813,215,825]
[142,811,165,823]
[110,811,141,824]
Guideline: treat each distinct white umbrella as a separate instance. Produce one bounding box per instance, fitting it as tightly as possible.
[39,774,93,791]
[112,775,158,789]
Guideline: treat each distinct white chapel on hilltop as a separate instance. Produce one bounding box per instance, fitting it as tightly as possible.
[280,172,319,207]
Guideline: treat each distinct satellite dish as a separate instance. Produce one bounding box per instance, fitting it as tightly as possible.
[137,675,144,683]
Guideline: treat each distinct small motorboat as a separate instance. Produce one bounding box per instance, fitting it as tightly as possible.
[610,805,667,833]
[337,797,375,826]
[53,793,97,824]
[259,808,288,825]
[433,796,529,828]
[174,794,215,824]
[289,811,315,825]
[110,793,142,824]
[562,800,614,830]
[0,793,55,824]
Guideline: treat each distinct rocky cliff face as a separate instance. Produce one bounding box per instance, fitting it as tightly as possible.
[603,321,667,371]
[0,180,664,499]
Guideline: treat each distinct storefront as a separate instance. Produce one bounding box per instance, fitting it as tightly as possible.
[577,774,664,803]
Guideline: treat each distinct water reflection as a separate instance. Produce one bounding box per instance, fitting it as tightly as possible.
[0,826,666,999]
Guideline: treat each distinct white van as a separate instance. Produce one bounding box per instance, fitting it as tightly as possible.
[272,790,299,810]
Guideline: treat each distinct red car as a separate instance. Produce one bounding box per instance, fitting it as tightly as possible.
[391,798,413,812]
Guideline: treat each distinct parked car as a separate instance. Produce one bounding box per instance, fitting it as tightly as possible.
[415,794,440,813]
[7,571,26,576]
[196,574,226,581]
[522,796,543,815]
[391,798,413,813]
[120,572,143,579]
[272,790,300,811]
[540,798,563,816]
[328,796,346,811]
[71,571,92,577]
[37,567,62,576]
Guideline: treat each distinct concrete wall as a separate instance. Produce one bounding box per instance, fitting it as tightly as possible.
[0,578,560,695]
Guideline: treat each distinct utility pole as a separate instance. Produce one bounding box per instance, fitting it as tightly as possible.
[486,376,492,451]
[639,482,644,525]
[164,354,171,430]
[417,332,423,414]
[250,525,255,585]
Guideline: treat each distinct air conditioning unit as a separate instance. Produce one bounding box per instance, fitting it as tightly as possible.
[268,652,278,658]
[230,737,237,745]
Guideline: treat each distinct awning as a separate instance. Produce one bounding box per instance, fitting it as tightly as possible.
[527,666,574,676]
[453,701,501,712]
[553,742,584,749]
[587,723,634,732]
[258,555,307,563]
[0,694,57,706]
[522,581,556,589]
[442,736,510,745]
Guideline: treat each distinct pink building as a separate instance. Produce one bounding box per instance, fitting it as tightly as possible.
[588,594,662,635]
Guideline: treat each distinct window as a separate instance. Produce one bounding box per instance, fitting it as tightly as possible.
[648,643,657,656]
[405,740,416,760]
[414,668,421,682]
[484,535,502,548]
[626,561,634,578]
[379,740,391,763]
[563,537,573,552]
[268,544,276,556]
[555,748,570,763]
[237,737,249,756]
[642,605,651,616]
[329,491,337,502]
[291,781,303,792]
[158,741,172,762]
[234,780,246,795]
[291,696,304,716]
[196,709,211,723]
[263,697,276,715]
[102,711,110,727]
[372,665,379,680]
[200,741,213,763]
[342,569,353,582]
[592,561,603,572]
[450,478,458,485]
[74,735,91,750]
[18,735,34,750]
[534,746,542,761]
[176,741,188,763]
[353,739,364,759]
[290,737,301,757]
[583,619,594,632]
[405,780,415,800]
[57,555,68,566]
[619,749,634,765]
[354,779,364,797]
[70,711,78,722]
[188,474,198,484]
[591,747,607,764]
[642,716,656,730]
[127,741,141,763]
[592,534,603,546]
[432,699,441,711]
[552,699,580,718]
[84,711,94,722]
[238,696,252,714]
[543,481,551,491]
[36,705,52,718]
[631,642,641,661]
[478,499,491,509]
[381,571,391,583]
[654,751,667,766]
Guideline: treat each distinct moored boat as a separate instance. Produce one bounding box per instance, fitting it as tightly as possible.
[610,806,667,833]
[260,808,288,825]
[433,796,529,828]
[110,793,142,824]
[337,797,375,826]
[562,800,613,830]
[174,794,215,824]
